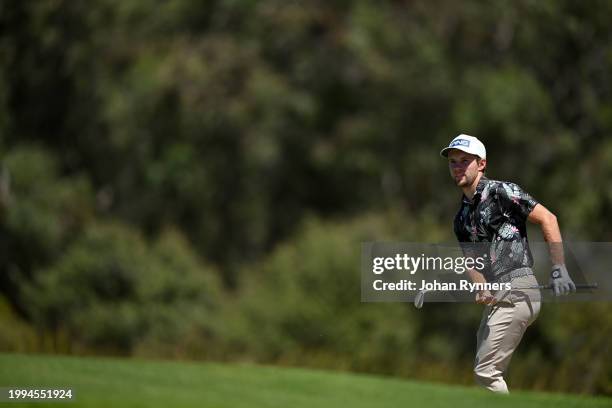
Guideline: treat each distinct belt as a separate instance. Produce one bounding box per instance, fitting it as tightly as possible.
[490,267,533,284]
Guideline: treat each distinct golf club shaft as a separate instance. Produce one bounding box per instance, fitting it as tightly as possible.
[414,283,598,309]
[528,283,598,290]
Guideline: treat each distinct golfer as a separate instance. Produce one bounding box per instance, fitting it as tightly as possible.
[440,134,576,394]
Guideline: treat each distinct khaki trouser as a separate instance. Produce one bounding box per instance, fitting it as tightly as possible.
[474,274,541,394]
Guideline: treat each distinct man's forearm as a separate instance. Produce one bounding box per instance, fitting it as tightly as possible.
[528,204,565,265]
[541,215,565,265]
[466,268,488,285]
[466,267,497,304]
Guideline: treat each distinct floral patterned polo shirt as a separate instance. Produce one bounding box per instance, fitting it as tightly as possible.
[453,176,539,283]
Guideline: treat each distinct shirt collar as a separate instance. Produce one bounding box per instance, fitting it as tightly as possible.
[462,175,488,204]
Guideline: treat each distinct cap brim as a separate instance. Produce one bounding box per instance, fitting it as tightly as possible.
[440,146,483,158]
[440,146,467,158]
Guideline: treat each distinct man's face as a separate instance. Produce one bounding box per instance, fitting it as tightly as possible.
[447,149,484,187]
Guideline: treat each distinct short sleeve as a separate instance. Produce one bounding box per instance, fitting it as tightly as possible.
[497,182,538,220]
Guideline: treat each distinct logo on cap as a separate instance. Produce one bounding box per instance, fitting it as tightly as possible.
[450,139,470,148]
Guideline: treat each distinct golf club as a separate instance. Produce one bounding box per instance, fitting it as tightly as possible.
[413,283,599,309]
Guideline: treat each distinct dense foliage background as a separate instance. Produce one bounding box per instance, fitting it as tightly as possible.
[1,0,611,395]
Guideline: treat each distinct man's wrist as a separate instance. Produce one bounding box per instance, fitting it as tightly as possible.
[551,264,564,278]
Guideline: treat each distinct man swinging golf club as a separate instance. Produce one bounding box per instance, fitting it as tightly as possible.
[440,134,576,394]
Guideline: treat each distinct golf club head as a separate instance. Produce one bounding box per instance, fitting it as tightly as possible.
[414,290,426,309]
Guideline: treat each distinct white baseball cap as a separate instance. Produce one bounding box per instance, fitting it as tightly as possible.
[440,134,486,159]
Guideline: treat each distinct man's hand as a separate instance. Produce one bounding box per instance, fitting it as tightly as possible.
[476,289,497,305]
[549,264,576,296]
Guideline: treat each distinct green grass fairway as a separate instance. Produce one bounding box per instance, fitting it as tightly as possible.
[0,353,609,408]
